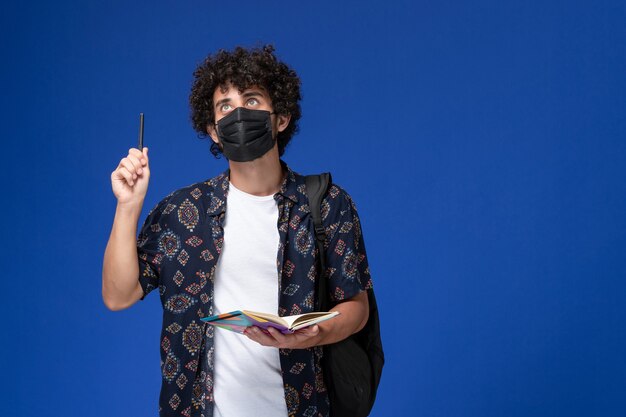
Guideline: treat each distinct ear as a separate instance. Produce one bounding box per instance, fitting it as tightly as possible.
[276,113,291,133]
[207,123,219,144]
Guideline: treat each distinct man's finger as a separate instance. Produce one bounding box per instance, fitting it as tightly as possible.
[116,167,134,186]
[245,327,278,347]
[120,159,139,178]
[267,327,288,344]
[296,325,319,337]
[129,147,149,166]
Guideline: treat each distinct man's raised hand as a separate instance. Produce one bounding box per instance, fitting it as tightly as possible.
[111,147,150,206]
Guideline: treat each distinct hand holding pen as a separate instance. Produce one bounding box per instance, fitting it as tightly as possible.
[111,113,150,207]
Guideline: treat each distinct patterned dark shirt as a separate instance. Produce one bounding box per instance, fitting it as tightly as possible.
[137,162,373,417]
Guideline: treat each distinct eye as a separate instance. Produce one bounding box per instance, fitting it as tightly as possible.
[219,103,232,112]
[246,98,259,106]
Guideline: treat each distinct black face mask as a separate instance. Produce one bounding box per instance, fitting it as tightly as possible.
[215,107,275,162]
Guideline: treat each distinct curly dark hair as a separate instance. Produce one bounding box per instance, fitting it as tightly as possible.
[189,44,302,158]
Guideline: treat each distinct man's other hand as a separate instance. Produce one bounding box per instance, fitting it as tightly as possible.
[244,325,321,349]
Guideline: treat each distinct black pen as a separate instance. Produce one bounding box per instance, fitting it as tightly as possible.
[138,113,144,150]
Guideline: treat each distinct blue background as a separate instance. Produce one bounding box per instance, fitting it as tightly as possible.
[1,0,625,416]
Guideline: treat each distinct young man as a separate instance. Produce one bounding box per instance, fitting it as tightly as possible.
[103,45,373,417]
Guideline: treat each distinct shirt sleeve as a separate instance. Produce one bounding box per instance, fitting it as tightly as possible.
[136,196,170,300]
[322,185,373,303]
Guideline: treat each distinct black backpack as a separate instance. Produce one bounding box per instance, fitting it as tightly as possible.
[305,174,385,417]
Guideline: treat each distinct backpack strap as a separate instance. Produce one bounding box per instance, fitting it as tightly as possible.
[305,173,332,312]
[306,173,385,416]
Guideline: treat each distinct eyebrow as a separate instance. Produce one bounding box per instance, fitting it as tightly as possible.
[241,90,265,99]
[214,97,231,110]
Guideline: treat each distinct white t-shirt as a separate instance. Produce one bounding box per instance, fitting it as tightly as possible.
[212,182,288,417]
